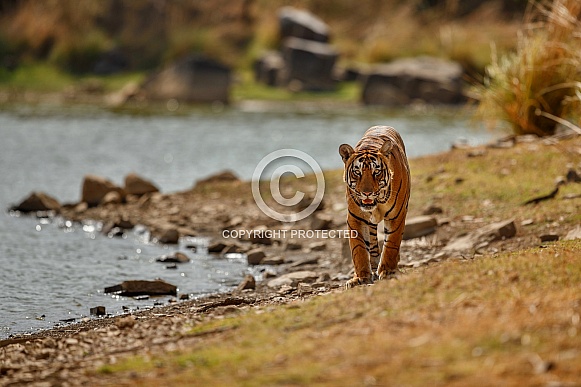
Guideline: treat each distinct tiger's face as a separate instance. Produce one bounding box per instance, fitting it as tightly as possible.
[339,143,393,212]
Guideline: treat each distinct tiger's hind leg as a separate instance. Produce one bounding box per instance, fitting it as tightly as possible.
[345,213,373,288]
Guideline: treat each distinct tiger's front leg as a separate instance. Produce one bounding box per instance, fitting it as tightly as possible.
[345,213,373,288]
[377,218,404,280]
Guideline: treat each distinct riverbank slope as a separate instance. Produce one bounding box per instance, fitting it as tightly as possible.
[1,132,581,386]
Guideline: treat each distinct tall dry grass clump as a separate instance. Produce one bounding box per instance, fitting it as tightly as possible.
[474,0,581,136]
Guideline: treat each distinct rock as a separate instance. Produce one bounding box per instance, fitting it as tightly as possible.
[237,274,256,291]
[153,224,180,244]
[403,216,438,240]
[247,248,266,265]
[308,241,327,251]
[102,191,122,205]
[106,82,142,107]
[208,241,228,253]
[279,6,330,43]
[195,170,240,186]
[361,56,465,106]
[422,205,443,215]
[155,252,190,263]
[539,234,559,243]
[317,272,331,282]
[93,47,128,75]
[444,219,517,253]
[285,241,302,251]
[246,226,273,245]
[297,282,313,296]
[106,227,125,238]
[142,54,231,104]
[310,213,333,230]
[564,225,581,241]
[104,280,177,296]
[12,192,60,213]
[288,257,319,268]
[267,270,319,288]
[81,174,122,207]
[566,168,581,183]
[282,37,338,92]
[254,51,285,86]
[89,306,106,316]
[115,316,136,329]
[221,244,243,255]
[124,173,159,196]
[260,256,285,265]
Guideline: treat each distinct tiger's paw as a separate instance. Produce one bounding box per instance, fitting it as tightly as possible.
[345,276,373,289]
[377,269,398,281]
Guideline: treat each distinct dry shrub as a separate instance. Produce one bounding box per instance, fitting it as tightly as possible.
[474,0,581,136]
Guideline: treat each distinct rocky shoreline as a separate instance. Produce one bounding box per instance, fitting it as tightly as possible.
[3,132,581,386]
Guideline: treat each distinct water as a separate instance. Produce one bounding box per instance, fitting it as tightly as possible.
[0,103,501,337]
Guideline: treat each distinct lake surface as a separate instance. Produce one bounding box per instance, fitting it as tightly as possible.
[0,103,502,338]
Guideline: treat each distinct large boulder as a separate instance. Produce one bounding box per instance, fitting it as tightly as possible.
[81,175,123,207]
[361,56,465,106]
[278,6,330,43]
[142,55,231,104]
[12,192,60,213]
[282,37,338,91]
[124,173,159,196]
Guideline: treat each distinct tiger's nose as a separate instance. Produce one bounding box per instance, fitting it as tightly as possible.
[362,191,373,197]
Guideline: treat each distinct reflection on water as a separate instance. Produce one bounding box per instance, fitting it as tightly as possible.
[0,104,501,337]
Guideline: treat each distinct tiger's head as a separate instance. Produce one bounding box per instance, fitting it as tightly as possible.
[339,142,393,212]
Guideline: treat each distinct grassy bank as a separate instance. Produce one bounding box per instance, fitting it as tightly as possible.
[95,241,581,386]
[90,135,581,386]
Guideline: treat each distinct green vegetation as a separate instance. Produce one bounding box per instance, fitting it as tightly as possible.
[474,0,581,136]
[0,0,522,92]
[0,63,144,92]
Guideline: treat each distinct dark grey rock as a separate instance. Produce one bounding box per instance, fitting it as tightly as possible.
[254,51,285,86]
[282,37,338,92]
[247,248,266,265]
[156,252,190,263]
[142,55,231,104]
[90,306,106,316]
[104,280,177,296]
[361,56,465,106]
[12,192,60,213]
[403,216,438,240]
[278,6,330,43]
[237,274,256,291]
[81,174,122,207]
[124,173,159,196]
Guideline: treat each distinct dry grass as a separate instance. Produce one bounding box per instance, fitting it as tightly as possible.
[90,132,581,386]
[474,0,581,136]
[95,240,581,386]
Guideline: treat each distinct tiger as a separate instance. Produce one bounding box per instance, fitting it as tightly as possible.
[339,125,411,288]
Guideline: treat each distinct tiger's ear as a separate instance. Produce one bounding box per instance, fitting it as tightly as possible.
[339,144,354,163]
[380,141,393,157]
